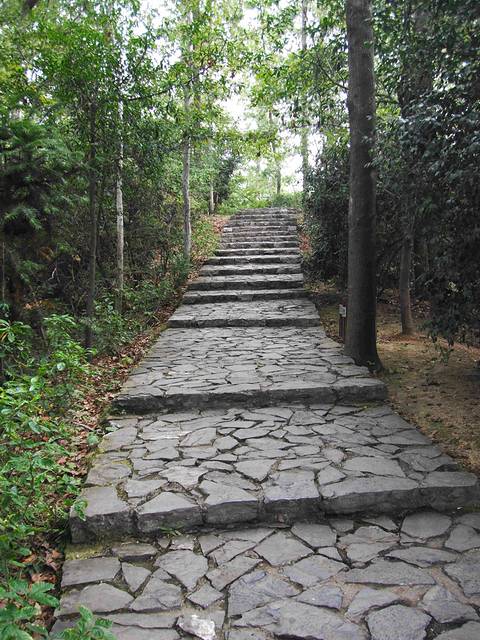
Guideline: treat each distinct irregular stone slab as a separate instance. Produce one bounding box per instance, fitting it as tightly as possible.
[130,574,183,612]
[421,585,478,623]
[56,584,133,616]
[254,531,311,566]
[228,570,299,616]
[387,546,457,567]
[201,480,258,525]
[457,513,480,530]
[421,472,480,510]
[122,563,151,593]
[283,555,346,587]
[110,627,179,640]
[206,556,260,591]
[112,542,157,561]
[155,550,208,590]
[367,604,430,640]
[401,511,452,538]
[124,479,165,499]
[445,550,480,597]
[137,492,202,533]
[70,486,132,543]
[107,611,177,628]
[236,599,367,640]
[291,522,337,548]
[343,456,405,477]
[435,622,480,639]
[177,612,217,640]
[346,587,399,621]
[295,584,343,609]
[210,539,256,564]
[188,584,223,608]
[445,524,480,552]
[322,477,421,514]
[345,560,435,586]
[61,557,120,588]
[235,459,274,482]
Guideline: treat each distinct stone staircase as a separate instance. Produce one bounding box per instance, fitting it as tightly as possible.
[55,208,480,640]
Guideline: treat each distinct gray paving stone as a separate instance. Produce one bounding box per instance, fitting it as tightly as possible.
[283,554,346,587]
[155,550,208,590]
[236,599,367,640]
[346,587,400,621]
[137,492,202,533]
[61,557,120,588]
[291,522,337,548]
[70,486,132,543]
[295,583,343,609]
[457,513,480,530]
[206,555,260,591]
[322,477,422,514]
[228,569,299,615]
[254,531,311,565]
[112,542,157,561]
[421,585,478,623]
[445,550,480,597]
[107,612,177,628]
[56,584,133,616]
[201,481,258,524]
[109,627,179,640]
[367,604,431,640]
[130,574,183,612]
[122,563,151,592]
[345,559,435,585]
[387,546,458,567]
[401,511,452,538]
[187,584,223,608]
[445,524,480,551]
[177,611,218,640]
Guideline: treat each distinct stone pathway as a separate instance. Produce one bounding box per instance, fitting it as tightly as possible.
[55,208,480,639]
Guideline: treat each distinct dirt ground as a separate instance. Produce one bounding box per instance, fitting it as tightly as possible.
[309,285,480,476]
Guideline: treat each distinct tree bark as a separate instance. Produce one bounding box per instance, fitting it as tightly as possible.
[115,98,124,312]
[208,180,215,215]
[300,0,309,193]
[399,222,415,334]
[182,88,192,260]
[344,0,382,370]
[85,100,97,348]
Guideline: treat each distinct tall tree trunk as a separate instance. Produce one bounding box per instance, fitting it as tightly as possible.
[208,180,215,215]
[344,0,381,370]
[269,110,282,197]
[300,0,309,193]
[182,89,192,260]
[399,222,415,335]
[85,100,97,349]
[115,98,124,312]
[276,166,281,196]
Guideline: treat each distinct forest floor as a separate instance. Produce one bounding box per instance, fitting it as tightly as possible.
[308,282,480,476]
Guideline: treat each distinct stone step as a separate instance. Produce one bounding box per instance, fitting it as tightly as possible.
[221,240,298,249]
[168,299,320,328]
[224,223,297,230]
[182,289,308,304]
[216,247,300,256]
[207,254,301,265]
[199,264,302,277]
[222,234,297,242]
[70,401,479,542]
[58,508,480,638]
[112,326,386,415]
[188,273,304,291]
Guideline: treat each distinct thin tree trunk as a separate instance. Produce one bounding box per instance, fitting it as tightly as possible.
[269,110,281,197]
[208,181,215,215]
[399,222,415,334]
[182,89,192,260]
[344,0,382,370]
[300,0,309,193]
[115,98,124,312]
[85,100,97,349]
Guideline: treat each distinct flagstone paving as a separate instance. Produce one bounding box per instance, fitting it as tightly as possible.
[55,513,480,639]
[57,208,480,639]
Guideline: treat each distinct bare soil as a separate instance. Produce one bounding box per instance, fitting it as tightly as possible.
[309,284,480,475]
